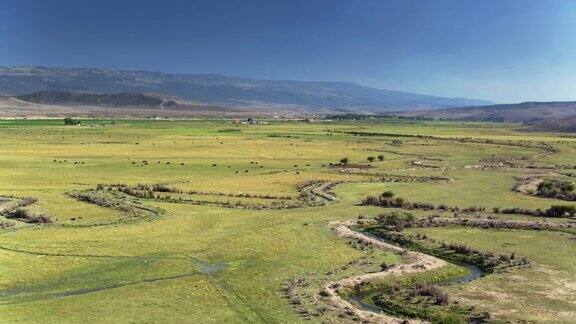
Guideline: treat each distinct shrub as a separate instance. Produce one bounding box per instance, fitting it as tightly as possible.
[462,206,485,213]
[25,214,52,224]
[17,197,38,207]
[151,183,177,192]
[546,205,576,217]
[536,180,575,201]
[3,208,52,223]
[4,208,29,219]
[499,207,541,216]
[407,283,449,305]
[339,157,349,165]
[380,262,393,271]
[380,191,394,198]
[376,211,415,228]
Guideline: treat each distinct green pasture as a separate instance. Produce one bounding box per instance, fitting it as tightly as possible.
[0,118,574,322]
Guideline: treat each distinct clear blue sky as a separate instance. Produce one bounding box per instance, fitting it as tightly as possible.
[1,0,575,103]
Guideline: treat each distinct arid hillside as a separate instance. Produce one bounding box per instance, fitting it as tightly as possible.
[401,101,576,123]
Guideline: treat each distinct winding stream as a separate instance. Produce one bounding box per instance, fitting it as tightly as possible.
[345,228,486,314]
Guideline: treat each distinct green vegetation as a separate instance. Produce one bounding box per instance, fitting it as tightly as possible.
[64,117,81,126]
[0,118,575,323]
[536,179,575,201]
[372,281,487,324]
[367,211,531,273]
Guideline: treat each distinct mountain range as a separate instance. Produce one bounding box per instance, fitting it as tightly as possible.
[0,66,490,112]
[2,66,576,133]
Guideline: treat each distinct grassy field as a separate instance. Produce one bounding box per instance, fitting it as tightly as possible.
[0,118,574,323]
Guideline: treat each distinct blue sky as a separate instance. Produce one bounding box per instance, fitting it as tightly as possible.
[1,0,575,103]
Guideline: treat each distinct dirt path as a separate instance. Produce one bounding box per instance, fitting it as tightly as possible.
[317,220,447,324]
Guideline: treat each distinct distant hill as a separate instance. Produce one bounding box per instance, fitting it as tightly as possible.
[526,115,576,133]
[401,101,576,123]
[0,93,244,118]
[17,91,177,108]
[0,66,491,111]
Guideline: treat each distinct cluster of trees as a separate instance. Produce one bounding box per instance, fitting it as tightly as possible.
[324,113,374,120]
[536,180,575,201]
[64,117,81,125]
[337,155,385,165]
[267,134,297,138]
[362,192,436,211]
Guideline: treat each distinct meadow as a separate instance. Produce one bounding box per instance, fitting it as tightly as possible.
[0,118,574,323]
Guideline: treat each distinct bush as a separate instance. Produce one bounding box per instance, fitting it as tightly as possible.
[462,206,485,213]
[407,283,449,305]
[546,205,576,217]
[376,211,415,228]
[151,183,177,192]
[4,208,29,219]
[536,180,575,201]
[380,191,394,198]
[17,197,38,207]
[3,208,52,223]
[380,262,392,271]
[25,214,52,224]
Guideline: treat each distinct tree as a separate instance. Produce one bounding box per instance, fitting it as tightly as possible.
[339,157,349,165]
[377,155,385,161]
[367,156,376,162]
[64,117,80,126]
